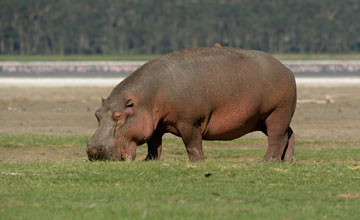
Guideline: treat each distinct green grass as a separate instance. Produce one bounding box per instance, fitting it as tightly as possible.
[1,133,360,219]
[1,53,360,61]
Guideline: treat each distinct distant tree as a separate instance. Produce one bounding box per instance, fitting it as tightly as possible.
[0,0,359,54]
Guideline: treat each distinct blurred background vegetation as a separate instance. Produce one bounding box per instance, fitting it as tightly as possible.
[0,0,359,55]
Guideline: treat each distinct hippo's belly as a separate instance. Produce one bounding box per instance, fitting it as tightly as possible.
[201,103,263,140]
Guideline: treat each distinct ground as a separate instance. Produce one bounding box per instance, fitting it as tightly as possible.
[1,85,359,137]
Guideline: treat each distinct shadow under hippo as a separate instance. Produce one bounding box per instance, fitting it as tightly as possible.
[87,47,297,162]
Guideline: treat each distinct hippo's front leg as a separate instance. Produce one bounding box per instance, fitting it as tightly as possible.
[178,123,204,162]
[145,131,163,161]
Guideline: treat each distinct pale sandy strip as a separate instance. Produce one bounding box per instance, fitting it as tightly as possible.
[295,77,360,87]
[0,77,360,87]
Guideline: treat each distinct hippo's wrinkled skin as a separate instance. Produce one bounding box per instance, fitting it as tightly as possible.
[87,47,296,162]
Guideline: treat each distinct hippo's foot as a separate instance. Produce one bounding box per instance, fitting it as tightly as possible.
[145,152,160,161]
[264,127,295,162]
[188,152,205,162]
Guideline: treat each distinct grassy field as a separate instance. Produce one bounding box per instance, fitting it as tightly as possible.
[1,53,360,61]
[1,134,360,219]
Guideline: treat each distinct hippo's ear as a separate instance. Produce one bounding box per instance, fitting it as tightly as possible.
[125,99,134,107]
[124,92,137,108]
[101,98,105,105]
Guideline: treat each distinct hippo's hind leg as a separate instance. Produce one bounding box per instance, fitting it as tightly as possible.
[178,123,204,162]
[263,109,295,162]
[145,130,164,161]
[263,126,295,162]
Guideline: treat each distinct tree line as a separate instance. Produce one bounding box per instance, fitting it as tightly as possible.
[1,0,359,55]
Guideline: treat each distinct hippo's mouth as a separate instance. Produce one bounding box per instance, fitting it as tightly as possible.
[87,138,137,161]
[87,145,119,161]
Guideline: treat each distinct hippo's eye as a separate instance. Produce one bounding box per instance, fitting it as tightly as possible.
[113,111,122,120]
[126,99,134,107]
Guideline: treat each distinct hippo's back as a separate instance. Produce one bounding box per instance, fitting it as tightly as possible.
[147,47,295,108]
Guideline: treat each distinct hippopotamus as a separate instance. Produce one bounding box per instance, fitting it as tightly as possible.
[87,47,297,162]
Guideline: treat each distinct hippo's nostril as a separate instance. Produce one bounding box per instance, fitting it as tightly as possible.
[88,147,98,159]
[99,145,103,152]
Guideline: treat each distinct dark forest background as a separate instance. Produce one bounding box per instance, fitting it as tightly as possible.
[1,0,359,55]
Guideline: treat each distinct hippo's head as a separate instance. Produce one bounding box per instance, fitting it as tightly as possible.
[87,92,154,161]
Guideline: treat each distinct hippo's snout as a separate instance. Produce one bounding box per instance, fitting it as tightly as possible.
[86,145,106,161]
